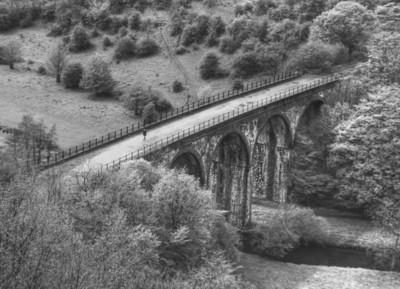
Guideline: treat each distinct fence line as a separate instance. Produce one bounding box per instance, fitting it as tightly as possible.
[40,70,303,167]
[99,75,340,172]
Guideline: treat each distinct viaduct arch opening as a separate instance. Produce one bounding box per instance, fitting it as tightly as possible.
[289,100,327,204]
[252,115,291,202]
[211,132,250,226]
[170,151,205,186]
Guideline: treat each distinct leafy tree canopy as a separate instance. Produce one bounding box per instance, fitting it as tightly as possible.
[329,87,400,233]
[310,1,376,54]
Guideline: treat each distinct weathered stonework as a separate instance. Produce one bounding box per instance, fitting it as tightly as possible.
[144,85,335,227]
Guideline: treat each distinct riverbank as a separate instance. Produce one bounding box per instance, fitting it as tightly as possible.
[252,202,395,250]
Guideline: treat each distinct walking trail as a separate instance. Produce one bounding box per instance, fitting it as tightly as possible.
[72,73,327,171]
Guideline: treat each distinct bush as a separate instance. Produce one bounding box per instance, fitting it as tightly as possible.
[287,41,348,72]
[70,25,91,52]
[181,24,200,47]
[172,79,183,92]
[175,46,188,55]
[118,26,128,38]
[123,86,168,116]
[199,52,225,80]
[231,52,261,78]
[143,102,157,124]
[102,36,112,49]
[254,0,277,15]
[136,37,159,57]
[219,37,239,54]
[0,15,12,32]
[114,36,136,60]
[154,97,172,113]
[47,24,66,37]
[19,13,33,28]
[62,63,83,88]
[129,11,141,30]
[80,57,114,96]
[110,16,128,34]
[244,205,329,258]
[37,65,46,75]
[90,28,101,38]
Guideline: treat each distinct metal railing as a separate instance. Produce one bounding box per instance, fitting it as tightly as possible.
[100,75,340,171]
[40,70,303,167]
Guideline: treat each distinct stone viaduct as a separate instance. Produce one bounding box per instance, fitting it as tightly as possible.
[138,79,339,227]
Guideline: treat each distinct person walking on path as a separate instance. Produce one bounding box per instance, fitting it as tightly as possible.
[143,128,147,140]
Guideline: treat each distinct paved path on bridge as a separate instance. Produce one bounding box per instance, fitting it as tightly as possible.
[73,73,327,171]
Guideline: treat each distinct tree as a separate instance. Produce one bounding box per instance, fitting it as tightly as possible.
[2,40,21,69]
[199,52,223,79]
[47,42,68,83]
[62,62,83,88]
[80,56,115,96]
[295,0,325,22]
[365,32,400,85]
[70,25,91,52]
[329,87,400,269]
[310,1,376,55]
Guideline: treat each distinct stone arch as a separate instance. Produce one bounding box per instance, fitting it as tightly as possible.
[251,114,292,202]
[210,131,250,227]
[170,148,205,186]
[290,99,327,203]
[294,99,325,138]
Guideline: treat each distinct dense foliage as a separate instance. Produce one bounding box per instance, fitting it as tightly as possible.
[0,160,252,288]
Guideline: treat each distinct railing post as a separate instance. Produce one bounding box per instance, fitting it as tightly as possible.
[89,141,91,149]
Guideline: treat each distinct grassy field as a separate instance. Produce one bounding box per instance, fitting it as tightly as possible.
[0,1,247,148]
[239,252,400,289]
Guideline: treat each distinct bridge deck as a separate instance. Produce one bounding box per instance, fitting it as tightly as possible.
[69,73,335,171]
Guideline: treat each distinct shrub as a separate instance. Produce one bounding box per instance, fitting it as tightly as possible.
[253,0,277,15]
[62,63,83,88]
[90,28,101,38]
[233,80,244,90]
[245,205,329,258]
[231,52,261,78]
[209,16,226,37]
[110,16,128,34]
[219,37,239,54]
[118,26,128,38]
[80,57,114,96]
[114,36,136,60]
[123,86,168,116]
[70,25,91,52]
[205,30,219,47]
[2,40,21,69]
[287,41,348,71]
[47,24,66,37]
[129,11,141,30]
[199,52,225,80]
[41,3,56,22]
[136,37,159,57]
[0,15,12,32]
[19,13,33,28]
[37,65,46,75]
[172,79,183,92]
[95,11,112,31]
[181,24,200,47]
[175,46,188,55]
[154,97,172,113]
[143,102,157,124]
[102,36,112,49]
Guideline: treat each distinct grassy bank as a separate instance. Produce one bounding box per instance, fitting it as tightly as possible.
[239,252,400,289]
[251,202,395,250]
